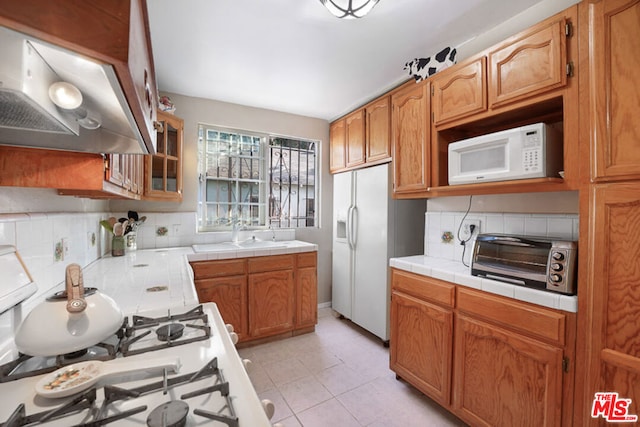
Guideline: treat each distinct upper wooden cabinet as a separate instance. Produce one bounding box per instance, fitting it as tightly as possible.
[365,96,392,164]
[329,119,347,172]
[391,81,431,194]
[330,95,391,174]
[0,0,158,154]
[345,109,366,168]
[432,57,487,126]
[583,0,640,181]
[488,14,569,108]
[145,112,183,202]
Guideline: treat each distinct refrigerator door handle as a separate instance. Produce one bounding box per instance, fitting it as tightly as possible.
[346,205,354,250]
[351,206,358,249]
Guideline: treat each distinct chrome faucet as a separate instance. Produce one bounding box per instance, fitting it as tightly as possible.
[231,217,244,243]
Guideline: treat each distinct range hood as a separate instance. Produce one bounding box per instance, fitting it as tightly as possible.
[0,25,152,154]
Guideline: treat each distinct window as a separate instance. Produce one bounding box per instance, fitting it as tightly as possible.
[197,124,317,231]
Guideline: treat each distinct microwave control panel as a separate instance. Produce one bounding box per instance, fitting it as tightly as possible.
[522,130,542,173]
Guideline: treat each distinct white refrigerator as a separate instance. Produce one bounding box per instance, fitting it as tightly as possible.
[332,163,425,341]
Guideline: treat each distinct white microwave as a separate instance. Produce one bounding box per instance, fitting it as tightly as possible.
[448,122,563,185]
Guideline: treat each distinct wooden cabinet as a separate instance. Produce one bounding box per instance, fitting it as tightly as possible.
[329,119,347,173]
[0,0,158,154]
[583,0,640,181]
[391,81,431,194]
[191,259,248,340]
[454,287,567,427]
[0,146,146,199]
[330,96,391,174]
[196,275,248,341]
[432,57,487,126]
[145,112,183,201]
[390,270,454,406]
[488,14,569,108]
[248,255,295,338]
[390,268,575,426]
[345,109,366,169]
[365,96,392,164]
[191,252,317,344]
[296,252,318,329]
[454,315,563,427]
[577,183,640,425]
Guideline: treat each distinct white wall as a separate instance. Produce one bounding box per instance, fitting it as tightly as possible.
[112,93,333,304]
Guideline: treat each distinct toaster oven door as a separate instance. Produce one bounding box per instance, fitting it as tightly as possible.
[471,235,550,288]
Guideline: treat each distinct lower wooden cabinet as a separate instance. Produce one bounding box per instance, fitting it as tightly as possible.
[195,275,248,341]
[453,314,563,427]
[191,252,317,343]
[296,252,318,328]
[249,270,295,337]
[390,268,575,426]
[390,291,453,406]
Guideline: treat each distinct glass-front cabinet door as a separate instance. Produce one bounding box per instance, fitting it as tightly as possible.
[146,111,183,201]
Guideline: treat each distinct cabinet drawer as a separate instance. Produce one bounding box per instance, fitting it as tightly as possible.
[457,287,566,346]
[297,252,317,268]
[391,269,455,308]
[190,259,246,279]
[248,254,294,273]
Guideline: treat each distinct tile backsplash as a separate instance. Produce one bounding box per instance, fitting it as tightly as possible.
[425,211,579,265]
[0,211,294,308]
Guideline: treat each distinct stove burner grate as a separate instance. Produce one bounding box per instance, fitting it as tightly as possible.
[0,357,239,427]
[120,305,211,357]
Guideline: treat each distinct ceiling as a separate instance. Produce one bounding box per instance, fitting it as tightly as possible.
[147,0,544,122]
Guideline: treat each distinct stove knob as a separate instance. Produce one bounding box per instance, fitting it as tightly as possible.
[552,252,565,261]
[226,323,235,333]
[243,358,252,370]
[551,263,563,272]
[261,399,275,420]
[229,331,239,345]
[550,274,563,283]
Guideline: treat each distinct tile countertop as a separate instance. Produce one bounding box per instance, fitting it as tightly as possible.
[389,255,578,313]
[187,240,318,262]
[80,241,318,314]
[81,247,198,314]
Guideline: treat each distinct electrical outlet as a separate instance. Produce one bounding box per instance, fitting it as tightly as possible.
[460,219,480,241]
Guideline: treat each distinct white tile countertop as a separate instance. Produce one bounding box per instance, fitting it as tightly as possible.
[78,241,318,314]
[187,239,318,262]
[389,255,578,313]
[80,247,198,314]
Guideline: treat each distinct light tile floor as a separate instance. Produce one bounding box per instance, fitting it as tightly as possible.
[238,308,468,426]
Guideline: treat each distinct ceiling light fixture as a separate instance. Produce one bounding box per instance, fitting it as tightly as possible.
[319,0,380,19]
[48,81,83,110]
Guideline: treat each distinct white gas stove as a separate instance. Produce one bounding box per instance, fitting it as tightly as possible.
[0,303,272,427]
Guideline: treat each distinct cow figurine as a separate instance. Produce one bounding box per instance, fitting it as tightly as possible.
[404,47,457,82]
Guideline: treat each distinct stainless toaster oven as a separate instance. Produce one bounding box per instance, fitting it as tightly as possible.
[470,234,577,295]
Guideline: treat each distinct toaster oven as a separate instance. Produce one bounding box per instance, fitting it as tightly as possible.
[470,234,577,295]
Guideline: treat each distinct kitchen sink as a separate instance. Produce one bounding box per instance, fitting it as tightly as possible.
[192,240,287,253]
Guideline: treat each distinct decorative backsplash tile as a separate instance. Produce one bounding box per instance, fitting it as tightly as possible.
[425,211,579,265]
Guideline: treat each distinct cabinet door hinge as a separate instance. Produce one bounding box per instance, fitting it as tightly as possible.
[565,22,573,37]
[431,111,435,122]
[566,62,574,77]
[431,86,434,96]
[562,357,570,373]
